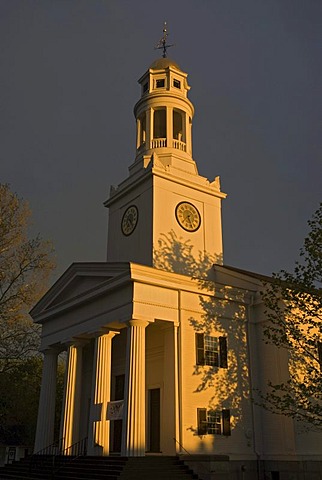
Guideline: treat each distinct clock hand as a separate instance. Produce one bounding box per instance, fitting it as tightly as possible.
[186,213,193,226]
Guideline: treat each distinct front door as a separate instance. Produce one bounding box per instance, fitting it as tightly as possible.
[148,388,160,452]
[112,374,125,453]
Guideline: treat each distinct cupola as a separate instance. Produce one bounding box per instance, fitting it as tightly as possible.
[133,56,195,172]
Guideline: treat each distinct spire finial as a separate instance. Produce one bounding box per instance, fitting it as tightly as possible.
[155,22,174,58]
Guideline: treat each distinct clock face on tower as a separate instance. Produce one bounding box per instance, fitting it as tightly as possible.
[121,205,138,236]
[175,201,201,232]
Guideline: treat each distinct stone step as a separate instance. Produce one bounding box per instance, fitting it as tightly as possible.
[118,457,199,480]
[0,455,200,480]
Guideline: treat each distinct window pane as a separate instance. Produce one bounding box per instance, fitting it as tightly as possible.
[205,335,219,367]
[207,410,221,435]
[205,350,219,367]
[156,79,165,88]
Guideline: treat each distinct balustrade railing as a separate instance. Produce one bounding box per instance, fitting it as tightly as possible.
[173,139,186,151]
[138,138,187,151]
[151,138,167,148]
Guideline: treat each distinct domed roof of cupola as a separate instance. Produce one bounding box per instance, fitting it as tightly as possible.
[149,57,181,71]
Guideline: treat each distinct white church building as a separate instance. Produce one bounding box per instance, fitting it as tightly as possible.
[30,54,322,479]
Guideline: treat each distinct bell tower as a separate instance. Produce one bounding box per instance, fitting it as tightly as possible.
[105,54,226,270]
[134,56,195,173]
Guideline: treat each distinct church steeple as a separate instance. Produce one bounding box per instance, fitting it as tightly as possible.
[105,54,226,269]
[133,57,197,174]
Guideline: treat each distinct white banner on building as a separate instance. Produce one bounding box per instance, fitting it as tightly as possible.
[107,400,124,420]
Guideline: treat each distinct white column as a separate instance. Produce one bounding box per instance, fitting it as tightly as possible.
[148,108,153,149]
[88,331,118,456]
[166,106,173,148]
[187,114,192,156]
[122,319,149,456]
[163,323,179,454]
[34,349,58,452]
[60,344,83,454]
[136,118,140,149]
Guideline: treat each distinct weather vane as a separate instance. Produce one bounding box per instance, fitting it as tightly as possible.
[155,22,174,58]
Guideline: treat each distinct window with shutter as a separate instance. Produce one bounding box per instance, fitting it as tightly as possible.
[195,333,228,368]
[207,410,222,434]
[197,408,231,436]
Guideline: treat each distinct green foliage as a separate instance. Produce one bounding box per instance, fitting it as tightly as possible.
[0,356,42,445]
[0,356,65,445]
[0,184,55,373]
[0,184,56,445]
[261,204,322,426]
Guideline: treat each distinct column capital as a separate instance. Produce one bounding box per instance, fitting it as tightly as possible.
[127,319,150,329]
[62,338,88,349]
[40,346,61,356]
[95,328,120,339]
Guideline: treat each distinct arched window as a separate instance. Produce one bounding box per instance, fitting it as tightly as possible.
[153,109,166,139]
[173,109,185,142]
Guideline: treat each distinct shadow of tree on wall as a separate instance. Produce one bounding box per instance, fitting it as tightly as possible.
[154,231,251,438]
[190,283,250,434]
[154,230,221,279]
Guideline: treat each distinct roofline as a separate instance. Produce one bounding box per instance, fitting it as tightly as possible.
[215,264,273,283]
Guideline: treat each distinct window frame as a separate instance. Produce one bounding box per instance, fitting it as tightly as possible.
[197,408,231,436]
[195,333,228,368]
[155,78,165,89]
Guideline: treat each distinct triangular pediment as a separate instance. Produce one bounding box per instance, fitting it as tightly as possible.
[49,274,112,307]
[30,262,131,318]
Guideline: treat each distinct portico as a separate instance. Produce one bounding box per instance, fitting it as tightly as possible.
[32,263,185,457]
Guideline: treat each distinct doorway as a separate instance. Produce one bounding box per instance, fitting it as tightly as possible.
[148,388,160,452]
[112,374,125,453]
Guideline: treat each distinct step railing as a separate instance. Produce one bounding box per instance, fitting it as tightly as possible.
[173,438,205,480]
[173,437,192,457]
[51,437,88,479]
[28,437,87,478]
[60,436,88,457]
[29,438,65,474]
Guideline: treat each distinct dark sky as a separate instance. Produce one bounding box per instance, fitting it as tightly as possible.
[1,0,321,280]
